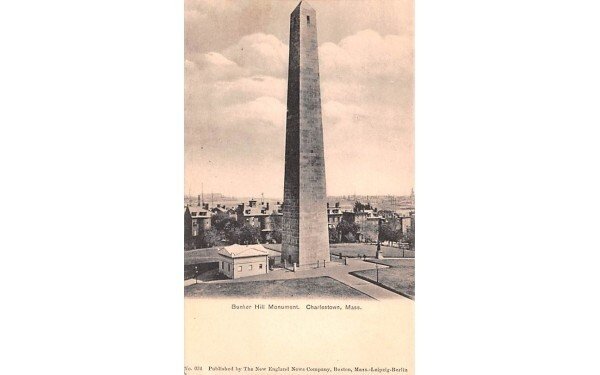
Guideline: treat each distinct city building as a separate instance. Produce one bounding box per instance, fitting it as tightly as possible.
[211,204,236,218]
[189,203,211,236]
[327,202,343,229]
[218,244,270,279]
[400,212,415,235]
[342,207,385,243]
[236,199,283,242]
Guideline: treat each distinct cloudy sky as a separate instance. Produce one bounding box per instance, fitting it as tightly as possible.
[185,0,413,198]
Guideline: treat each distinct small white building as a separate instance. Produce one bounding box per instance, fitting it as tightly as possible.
[218,244,270,279]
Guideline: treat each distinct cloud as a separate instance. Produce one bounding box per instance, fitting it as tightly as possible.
[222,33,289,77]
[223,96,286,128]
[185,27,413,197]
[184,0,246,20]
[185,52,245,82]
[320,29,413,84]
[215,76,287,103]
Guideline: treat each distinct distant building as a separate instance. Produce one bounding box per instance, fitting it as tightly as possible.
[211,204,236,218]
[342,205,385,243]
[236,199,282,242]
[218,244,270,279]
[189,203,211,236]
[327,202,343,229]
[400,211,415,235]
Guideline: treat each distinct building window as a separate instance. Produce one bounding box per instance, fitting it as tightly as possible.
[307,15,310,25]
[238,266,242,272]
[259,264,263,269]
[249,265,253,271]
[221,262,224,269]
[228,264,230,271]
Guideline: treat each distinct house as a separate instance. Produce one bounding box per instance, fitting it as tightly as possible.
[189,203,211,236]
[400,211,415,235]
[218,244,270,279]
[236,199,283,242]
[342,206,385,243]
[326,202,343,229]
[211,204,237,218]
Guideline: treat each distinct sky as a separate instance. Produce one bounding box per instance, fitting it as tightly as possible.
[185,0,414,198]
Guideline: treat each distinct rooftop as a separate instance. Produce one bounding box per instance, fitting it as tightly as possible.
[218,244,269,258]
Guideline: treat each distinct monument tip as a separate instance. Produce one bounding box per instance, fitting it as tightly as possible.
[295,1,315,11]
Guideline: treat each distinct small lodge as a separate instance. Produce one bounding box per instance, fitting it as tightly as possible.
[218,244,270,279]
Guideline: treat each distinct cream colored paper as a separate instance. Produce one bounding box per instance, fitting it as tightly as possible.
[185,1,414,373]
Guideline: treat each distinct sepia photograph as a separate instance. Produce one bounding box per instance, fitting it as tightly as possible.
[184,0,414,301]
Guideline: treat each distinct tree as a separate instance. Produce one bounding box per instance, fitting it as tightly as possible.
[212,211,236,231]
[202,228,223,248]
[230,223,261,245]
[184,207,194,250]
[380,221,401,245]
[328,226,339,244]
[193,230,205,249]
[403,221,415,250]
[337,220,359,243]
[353,201,373,212]
[270,229,282,244]
[344,232,356,243]
[269,213,283,243]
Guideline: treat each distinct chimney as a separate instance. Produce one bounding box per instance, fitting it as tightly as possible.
[265,202,270,210]
[335,202,340,208]
[197,195,201,206]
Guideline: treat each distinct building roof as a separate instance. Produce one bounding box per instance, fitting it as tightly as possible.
[241,206,269,216]
[218,244,269,258]
[188,206,211,218]
[238,200,280,217]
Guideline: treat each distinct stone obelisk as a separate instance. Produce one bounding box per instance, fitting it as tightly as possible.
[282,1,329,267]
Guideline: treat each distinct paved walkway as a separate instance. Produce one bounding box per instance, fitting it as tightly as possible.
[186,258,410,301]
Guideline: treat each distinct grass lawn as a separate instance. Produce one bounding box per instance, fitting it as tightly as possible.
[262,243,282,252]
[185,243,412,266]
[184,247,221,265]
[330,243,408,258]
[268,243,411,258]
[184,276,371,299]
[366,258,415,268]
[352,259,414,298]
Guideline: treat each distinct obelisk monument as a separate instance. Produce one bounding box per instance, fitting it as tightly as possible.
[282,1,329,267]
